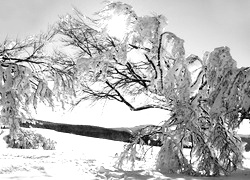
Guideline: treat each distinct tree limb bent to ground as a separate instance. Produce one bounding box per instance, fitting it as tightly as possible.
[4,119,248,151]
[0,1,250,177]
[55,2,250,176]
[2,119,250,151]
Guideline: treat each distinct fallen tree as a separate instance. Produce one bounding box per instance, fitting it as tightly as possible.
[3,119,249,151]
[19,119,133,143]
[1,119,169,146]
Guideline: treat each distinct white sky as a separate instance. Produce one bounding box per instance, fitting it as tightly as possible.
[0,0,249,67]
[1,0,250,128]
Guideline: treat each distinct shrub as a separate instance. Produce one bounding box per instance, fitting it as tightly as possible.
[3,129,56,150]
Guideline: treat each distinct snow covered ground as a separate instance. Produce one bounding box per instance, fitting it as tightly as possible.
[0,128,250,180]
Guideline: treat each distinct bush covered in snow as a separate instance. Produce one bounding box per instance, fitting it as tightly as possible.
[3,129,56,150]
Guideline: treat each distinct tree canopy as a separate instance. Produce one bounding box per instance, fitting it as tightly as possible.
[1,1,250,177]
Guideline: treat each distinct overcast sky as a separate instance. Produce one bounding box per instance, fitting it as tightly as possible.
[1,0,250,127]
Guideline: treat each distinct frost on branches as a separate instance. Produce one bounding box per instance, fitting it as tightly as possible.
[0,31,75,147]
[56,1,250,176]
[0,1,247,176]
[0,0,247,177]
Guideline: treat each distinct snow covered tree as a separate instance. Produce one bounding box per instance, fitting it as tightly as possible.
[1,1,249,176]
[0,29,75,148]
[55,2,250,176]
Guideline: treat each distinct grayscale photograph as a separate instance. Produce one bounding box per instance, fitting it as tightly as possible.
[0,0,250,179]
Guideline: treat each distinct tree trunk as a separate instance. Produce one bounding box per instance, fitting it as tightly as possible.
[19,119,134,143]
[2,119,247,151]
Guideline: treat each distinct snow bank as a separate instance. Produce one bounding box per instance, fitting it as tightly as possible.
[0,129,250,180]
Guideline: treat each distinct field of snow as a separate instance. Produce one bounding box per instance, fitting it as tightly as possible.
[0,128,250,180]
